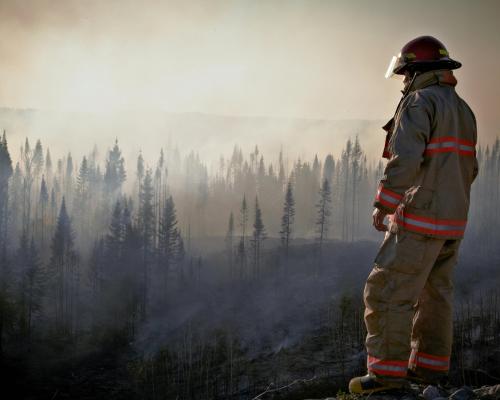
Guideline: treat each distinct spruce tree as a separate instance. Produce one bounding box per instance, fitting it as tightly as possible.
[323,154,335,184]
[104,139,126,196]
[50,188,57,227]
[136,152,145,202]
[251,196,266,278]
[48,197,78,335]
[45,148,53,184]
[138,169,155,318]
[39,176,49,248]
[10,163,23,242]
[16,236,43,338]
[88,238,105,300]
[176,232,185,273]
[350,136,363,241]
[65,153,74,205]
[237,194,248,279]
[312,154,321,185]
[341,139,352,241]
[315,178,332,273]
[21,138,34,235]
[158,196,178,299]
[278,148,286,188]
[225,212,235,278]
[0,131,13,249]
[106,200,124,274]
[280,181,295,266]
[33,140,44,179]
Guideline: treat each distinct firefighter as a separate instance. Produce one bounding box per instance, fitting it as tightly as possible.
[349,36,478,394]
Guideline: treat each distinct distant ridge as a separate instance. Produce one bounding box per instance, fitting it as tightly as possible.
[0,107,386,164]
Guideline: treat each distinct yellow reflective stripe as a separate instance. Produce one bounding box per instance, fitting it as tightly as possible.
[439,49,449,56]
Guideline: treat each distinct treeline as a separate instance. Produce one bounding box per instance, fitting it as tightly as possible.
[0,132,379,352]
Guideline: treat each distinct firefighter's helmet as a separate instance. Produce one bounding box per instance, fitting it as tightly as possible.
[385,36,462,78]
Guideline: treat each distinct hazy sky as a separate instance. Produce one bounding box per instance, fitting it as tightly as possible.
[1,0,499,140]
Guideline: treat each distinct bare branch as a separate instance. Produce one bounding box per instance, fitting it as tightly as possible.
[251,376,318,400]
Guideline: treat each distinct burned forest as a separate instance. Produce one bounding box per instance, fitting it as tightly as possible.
[0,131,499,399]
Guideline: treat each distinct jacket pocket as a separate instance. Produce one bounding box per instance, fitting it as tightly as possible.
[404,186,435,211]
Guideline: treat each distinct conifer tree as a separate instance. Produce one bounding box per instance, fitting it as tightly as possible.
[251,196,266,278]
[16,236,43,338]
[225,212,235,278]
[48,197,79,335]
[323,154,335,184]
[39,176,49,248]
[45,149,53,185]
[121,212,142,337]
[315,178,332,273]
[50,188,57,227]
[136,152,145,202]
[88,238,105,301]
[175,231,186,287]
[10,162,23,242]
[278,148,286,188]
[237,194,248,279]
[312,154,321,185]
[341,139,352,241]
[65,153,74,205]
[138,169,155,318]
[106,200,124,274]
[21,138,34,235]
[158,196,178,299]
[74,157,91,240]
[0,132,13,249]
[33,140,44,193]
[104,139,126,196]
[350,136,363,241]
[280,181,295,266]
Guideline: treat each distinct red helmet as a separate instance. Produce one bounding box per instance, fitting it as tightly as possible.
[385,36,461,78]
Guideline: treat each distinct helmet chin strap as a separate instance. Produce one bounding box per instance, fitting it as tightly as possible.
[402,71,419,96]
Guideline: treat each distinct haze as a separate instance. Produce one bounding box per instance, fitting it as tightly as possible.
[0,0,499,160]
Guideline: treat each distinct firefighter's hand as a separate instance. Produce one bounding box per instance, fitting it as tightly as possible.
[372,208,388,232]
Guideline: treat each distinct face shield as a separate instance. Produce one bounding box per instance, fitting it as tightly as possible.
[384,53,405,80]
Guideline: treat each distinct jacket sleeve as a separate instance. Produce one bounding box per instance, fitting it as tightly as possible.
[374,92,432,213]
[471,110,479,183]
[472,157,479,183]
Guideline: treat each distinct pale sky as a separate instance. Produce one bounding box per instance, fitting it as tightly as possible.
[1,0,499,140]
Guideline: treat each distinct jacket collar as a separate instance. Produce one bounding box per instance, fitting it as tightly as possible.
[405,70,457,93]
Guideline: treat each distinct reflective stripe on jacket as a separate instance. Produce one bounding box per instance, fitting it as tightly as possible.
[374,70,478,239]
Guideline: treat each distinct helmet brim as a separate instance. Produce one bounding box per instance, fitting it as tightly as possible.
[393,58,462,75]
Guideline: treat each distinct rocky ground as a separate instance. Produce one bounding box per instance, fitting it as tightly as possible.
[304,384,500,400]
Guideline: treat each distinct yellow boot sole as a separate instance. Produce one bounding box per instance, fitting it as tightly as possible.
[349,375,406,394]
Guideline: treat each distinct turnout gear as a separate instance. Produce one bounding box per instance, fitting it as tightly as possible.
[364,229,460,383]
[362,40,477,386]
[385,36,462,78]
[374,70,478,239]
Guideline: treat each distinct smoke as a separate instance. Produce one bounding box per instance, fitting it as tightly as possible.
[1,1,498,144]
[0,107,386,171]
[133,240,378,358]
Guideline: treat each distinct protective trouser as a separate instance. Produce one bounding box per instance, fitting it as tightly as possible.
[364,228,461,382]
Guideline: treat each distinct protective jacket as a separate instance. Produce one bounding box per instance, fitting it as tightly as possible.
[374,70,478,239]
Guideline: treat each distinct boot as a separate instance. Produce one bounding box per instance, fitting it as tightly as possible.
[348,374,407,394]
